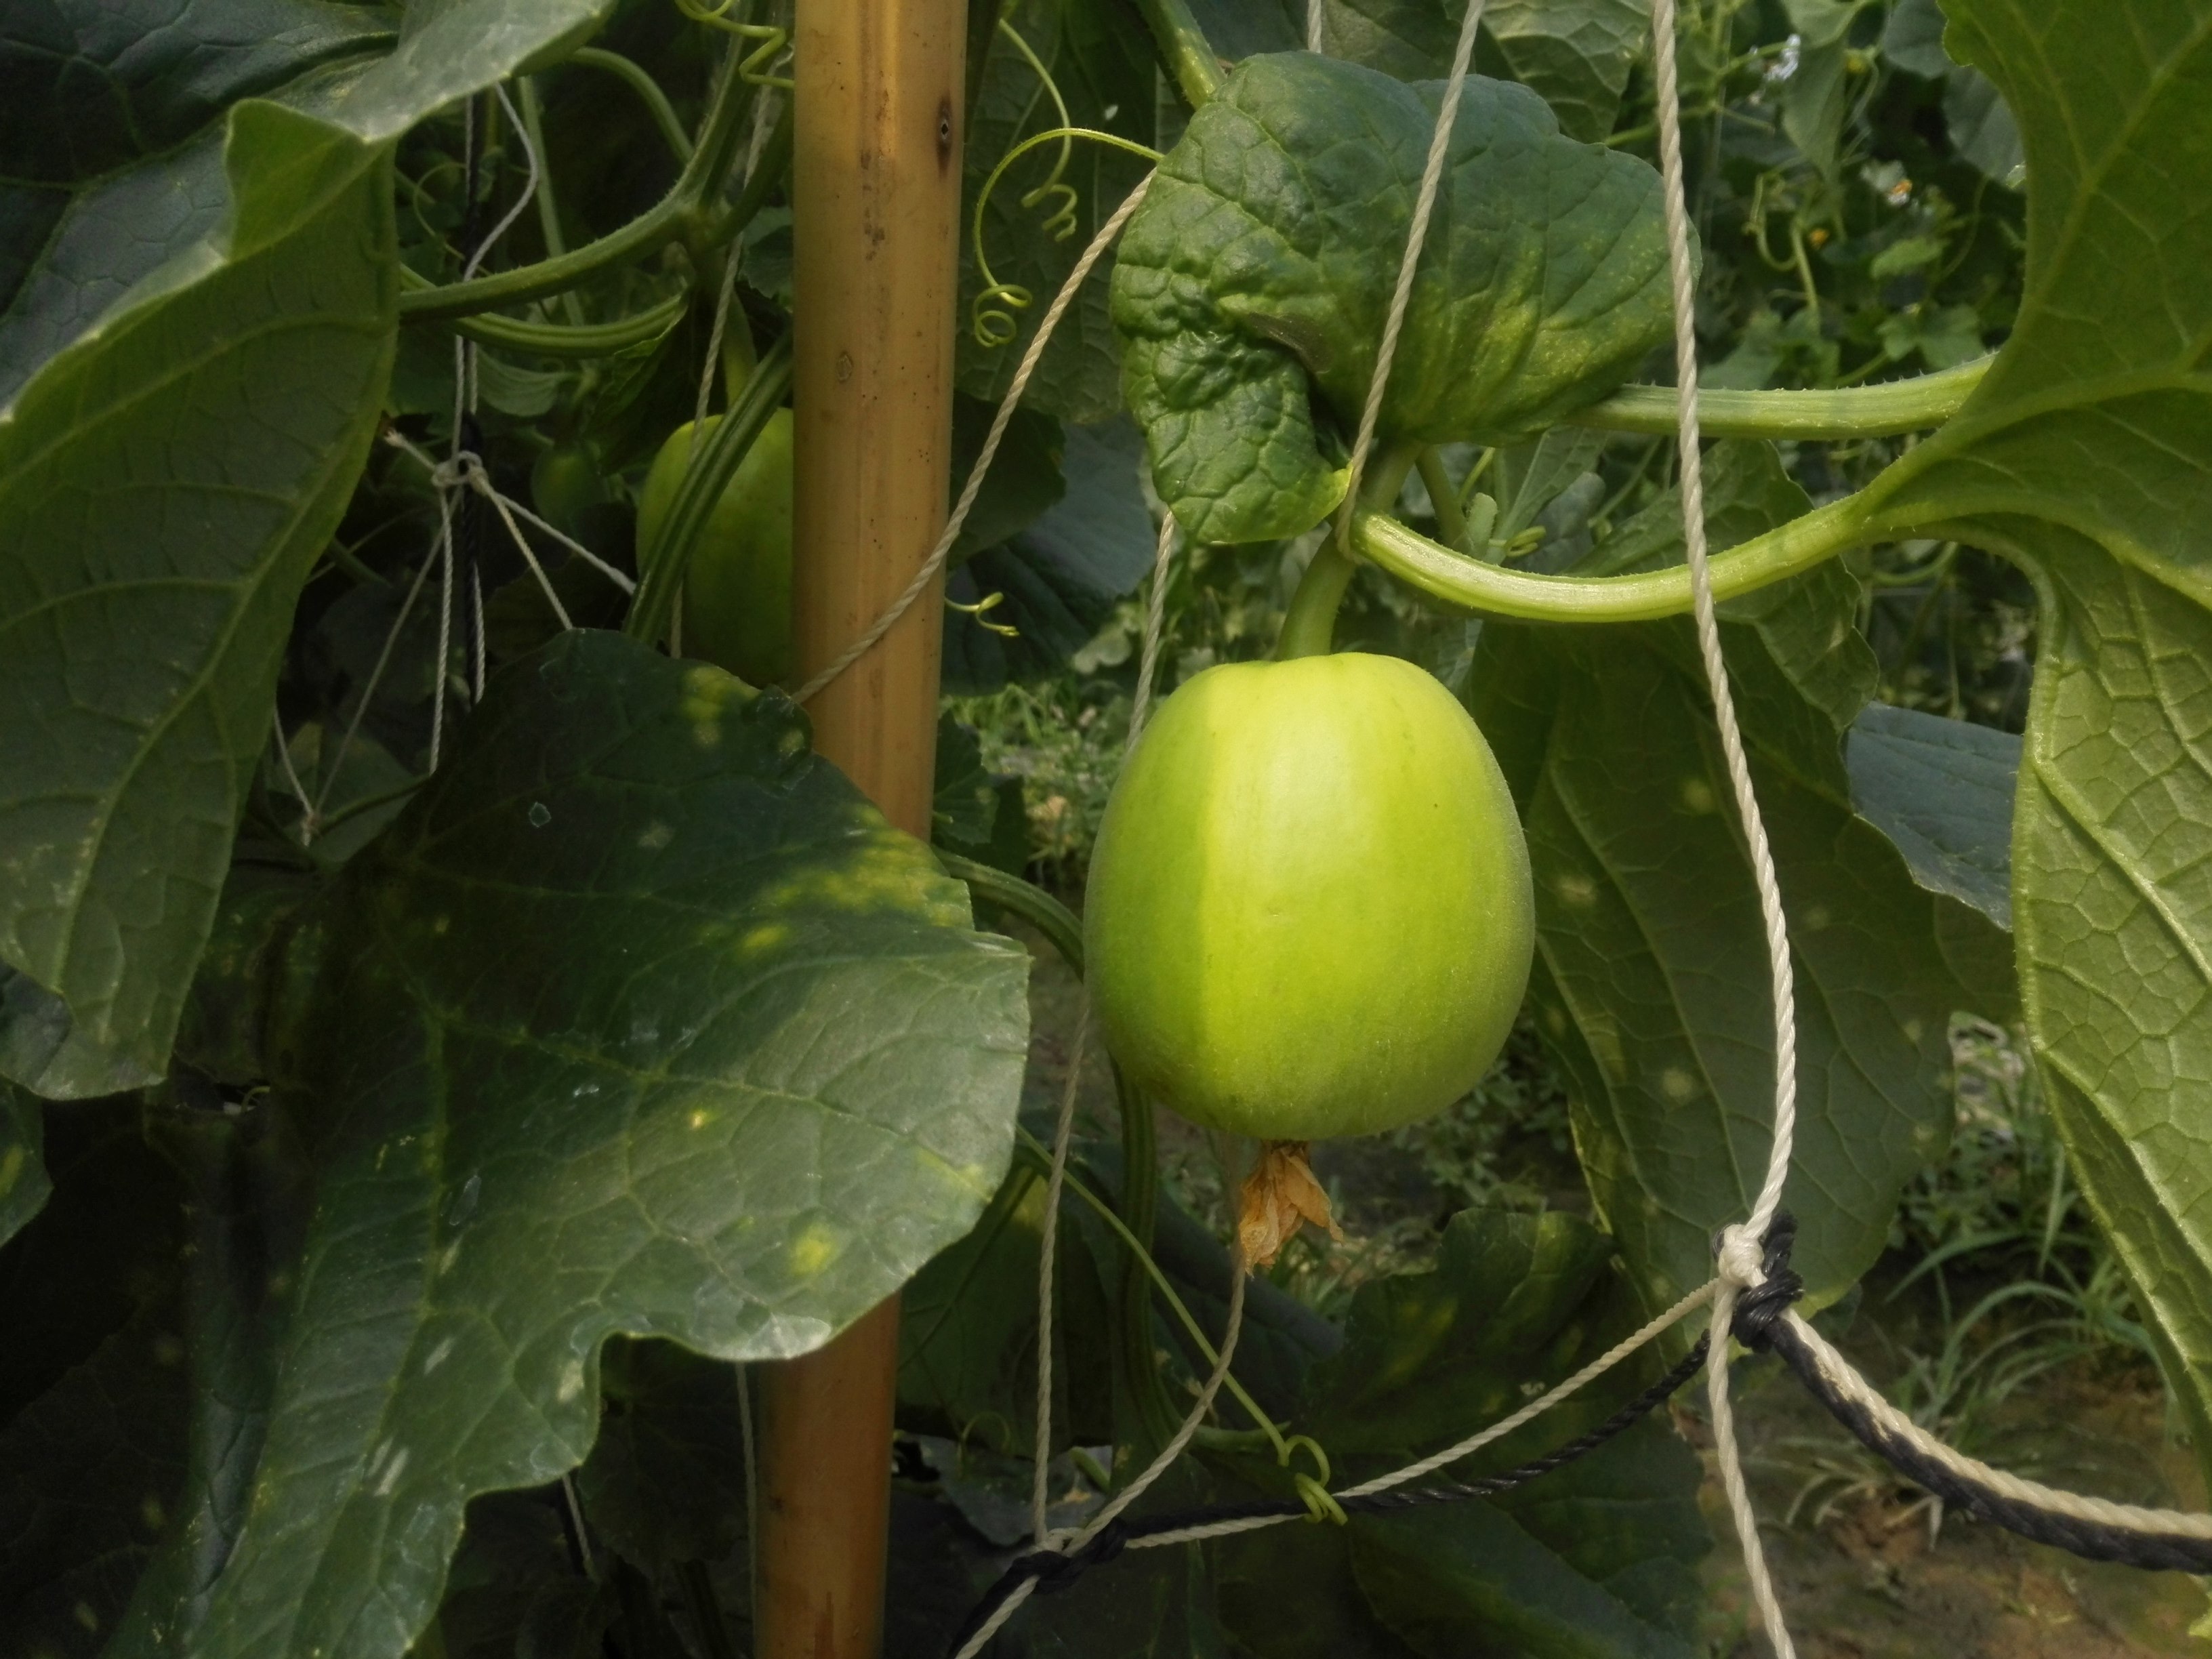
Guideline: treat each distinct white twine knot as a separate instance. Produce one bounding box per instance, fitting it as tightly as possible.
[1716,1225,1767,1291]
[430,449,488,495]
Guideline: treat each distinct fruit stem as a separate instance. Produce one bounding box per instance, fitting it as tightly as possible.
[1275,442,1418,659]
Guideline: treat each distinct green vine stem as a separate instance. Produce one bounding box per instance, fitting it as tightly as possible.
[569,48,696,162]
[1415,447,1469,549]
[1566,354,1990,439]
[939,852,1187,1449]
[623,329,794,645]
[1134,0,1224,108]
[1356,483,1881,622]
[409,283,689,358]
[939,853,1082,968]
[1276,443,1419,659]
[398,58,772,323]
[1013,1132,1288,1454]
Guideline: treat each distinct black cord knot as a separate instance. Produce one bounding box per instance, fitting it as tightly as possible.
[1019,1518,1129,1595]
[1727,1211,1804,1351]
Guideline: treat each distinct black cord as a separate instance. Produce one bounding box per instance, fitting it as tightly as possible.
[944,1336,1711,1656]
[1727,1216,2212,1572]
[947,1212,2212,1654]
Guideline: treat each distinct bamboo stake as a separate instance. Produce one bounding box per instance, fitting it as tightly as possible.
[758,0,966,1652]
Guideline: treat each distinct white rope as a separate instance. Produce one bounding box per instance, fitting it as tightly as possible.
[430,501,457,770]
[1125,514,1179,747]
[270,714,317,844]
[385,429,638,608]
[1641,0,1799,1647]
[791,173,1155,705]
[1030,1001,1090,1542]
[1331,0,1488,551]
[1307,0,1325,53]
[1010,507,1182,1618]
[314,520,443,819]
[960,1255,1246,1659]
[1782,1310,2212,1538]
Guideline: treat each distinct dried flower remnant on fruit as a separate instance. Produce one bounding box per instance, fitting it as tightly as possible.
[1237,1141,1343,1267]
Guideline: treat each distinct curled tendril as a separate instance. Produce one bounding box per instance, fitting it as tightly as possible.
[948,591,1021,638]
[672,0,795,88]
[1277,1435,1345,1526]
[970,123,1165,348]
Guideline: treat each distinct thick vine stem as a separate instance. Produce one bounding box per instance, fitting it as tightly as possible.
[940,853,1082,972]
[1566,355,1990,439]
[1356,485,1881,623]
[412,285,688,357]
[1134,0,1225,107]
[398,57,766,323]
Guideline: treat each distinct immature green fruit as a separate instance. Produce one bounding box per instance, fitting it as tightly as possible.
[1085,653,1534,1144]
[531,441,608,541]
[638,409,795,687]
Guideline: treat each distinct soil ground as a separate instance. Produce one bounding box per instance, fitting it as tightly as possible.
[998,919,2212,1657]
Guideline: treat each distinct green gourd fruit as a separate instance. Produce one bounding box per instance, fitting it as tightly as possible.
[530,441,609,541]
[1084,652,1534,1145]
[638,408,796,687]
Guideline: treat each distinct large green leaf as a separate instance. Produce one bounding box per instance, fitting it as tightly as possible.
[0,1294,193,1658]
[1740,0,2212,1458]
[180,631,1027,1659]
[1481,0,1651,143]
[0,102,393,1099]
[1316,0,1651,142]
[1111,53,1674,544]
[1469,446,2012,1309]
[0,0,393,402]
[0,0,619,1100]
[108,1101,312,1658]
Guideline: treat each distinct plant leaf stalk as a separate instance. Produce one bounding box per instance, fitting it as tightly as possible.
[399,60,779,323]
[1134,0,1224,108]
[623,329,794,647]
[1357,483,1881,622]
[409,283,687,357]
[569,47,699,161]
[1568,355,1989,439]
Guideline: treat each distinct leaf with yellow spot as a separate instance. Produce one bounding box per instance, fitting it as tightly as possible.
[172,632,1029,1659]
